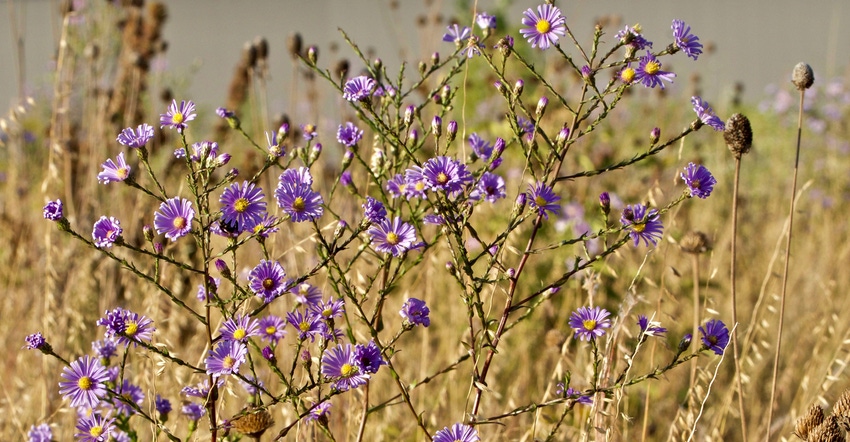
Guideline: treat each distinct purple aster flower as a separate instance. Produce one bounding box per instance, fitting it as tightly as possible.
[337,122,363,147]
[322,344,370,391]
[154,197,194,241]
[343,76,376,102]
[569,306,612,341]
[423,214,445,225]
[43,199,63,221]
[461,35,484,58]
[517,116,535,136]
[219,315,261,342]
[442,24,470,43]
[301,123,317,141]
[287,310,326,341]
[59,355,109,409]
[385,174,407,198]
[216,107,235,119]
[220,181,266,232]
[181,379,222,399]
[470,172,506,203]
[620,204,664,247]
[155,394,172,416]
[433,423,480,442]
[421,156,473,194]
[699,319,729,355]
[519,4,566,50]
[27,423,53,442]
[250,213,279,238]
[527,182,561,219]
[159,99,196,132]
[402,166,429,199]
[368,217,418,257]
[635,51,676,89]
[258,315,287,344]
[181,402,206,421]
[75,413,115,442]
[289,281,323,306]
[354,340,386,374]
[92,338,117,359]
[97,307,155,347]
[400,298,430,327]
[112,379,144,416]
[681,162,717,198]
[262,346,275,361]
[615,25,652,50]
[468,133,493,159]
[691,96,725,131]
[311,297,345,324]
[205,340,248,378]
[637,315,667,337]
[97,152,131,184]
[196,277,221,302]
[275,183,324,222]
[556,385,593,405]
[116,123,154,148]
[279,167,313,186]
[305,401,332,423]
[249,260,287,303]
[92,216,122,248]
[362,197,387,224]
[476,12,496,30]
[672,20,703,60]
[25,332,46,350]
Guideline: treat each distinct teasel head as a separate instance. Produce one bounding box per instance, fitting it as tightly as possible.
[806,415,844,442]
[724,113,752,159]
[795,403,826,440]
[792,62,814,91]
[680,231,711,254]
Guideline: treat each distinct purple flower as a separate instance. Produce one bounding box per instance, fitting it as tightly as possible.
[681,162,717,199]
[321,344,370,391]
[442,24,470,43]
[310,298,345,321]
[258,315,286,344]
[461,35,484,58]
[112,379,144,416]
[385,174,406,198]
[92,338,117,359]
[25,332,46,350]
[181,379,221,398]
[519,4,566,50]
[239,375,264,395]
[343,76,376,102]
[569,306,612,341]
[280,167,313,186]
[196,277,221,302]
[402,167,429,199]
[476,12,496,30]
[691,96,725,131]
[97,152,132,184]
[433,423,480,442]
[527,182,561,219]
[337,122,363,147]
[362,197,387,224]
[468,133,493,159]
[635,51,676,89]
[117,123,154,148]
[249,260,287,303]
[154,197,194,241]
[97,307,155,347]
[155,394,172,416]
[615,25,652,50]
[354,340,386,374]
[250,213,279,238]
[300,123,317,141]
[556,384,593,405]
[159,99,196,132]
[182,402,206,421]
[205,340,248,378]
[339,171,353,186]
[275,183,324,222]
[421,156,472,194]
[306,402,332,423]
[517,117,535,136]
[672,20,703,60]
[75,413,115,442]
[423,214,445,225]
[400,298,430,327]
[43,199,63,221]
[287,310,326,341]
[638,315,667,337]
[27,423,53,442]
[59,355,109,409]
[220,315,261,342]
[220,181,266,232]
[470,172,506,203]
[368,217,418,256]
[92,216,122,248]
[620,204,663,247]
[699,319,729,355]
[290,281,323,306]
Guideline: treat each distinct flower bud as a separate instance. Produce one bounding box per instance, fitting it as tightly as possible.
[650,127,660,145]
[446,120,458,143]
[153,242,163,254]
[556,126,570,149]
[494,81,507,95]
[215,153,231,167]
[307,45,318,65]
[143,225,154,242]
[403,105,416,127]
[535,96,549,119]
[677,333,692,353]
[492,137,506,159]
[418,61,427,76]
[724,113,753,159]
[215,259,231,278]
[513,79,524,97]
[431,116,442,137]
[440,85,451,104]
[514,193,527,214]
[373,58,383,71]
[599,192,610,215]
[342,149,354,169]
[431,51,440,65]
[277,122,290,142]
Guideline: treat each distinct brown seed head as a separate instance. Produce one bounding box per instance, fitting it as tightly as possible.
[230,408,274,438]
[724,113,753,158]
[792,62,815,90]
[833,388,850,431]
[680,231,711,254]
[795,403,825,440]
[807,415,844,442]
[287,33,303,60]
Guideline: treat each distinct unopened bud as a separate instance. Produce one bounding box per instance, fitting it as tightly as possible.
[440,85,451,104]
[418,61,427,75]
[445,261,455,273]
[431,116,442,137]
[513,79,524,97]
[536,96,549,119]
[514,193,527,214]
[373,58,383,71]
[556,126,570,149]
[153,242,163,254]
[403,105,415,127]
[277,122,290,142]
[215,259,231,278]
[342,149,354,169]
[494,81,506,95]
[599,192,610,215]
[446,120,458,143]
[431,51,440,65]
[678,333,692,353]
[214,153,231,167]
[492,137,506,159]
[307,45,318,65]
[143,225,154,242]
[650,127,660,145]
[334,220,347,239]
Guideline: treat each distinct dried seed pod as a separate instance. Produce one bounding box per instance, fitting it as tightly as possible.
[287,32,303,60]
[724,113,753,159]
[833,388,850,431]
[680,231,711,254]
[792,62,814,90]
[795,403,825,440]
[229,408,274,440]
[806,415,844,442]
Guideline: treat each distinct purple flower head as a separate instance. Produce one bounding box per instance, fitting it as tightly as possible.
[280,167,313,187]
[681,162,717,199]
[699,319,729,355]
[216,107,235,119]
[112,379,144,416]
[461,35,484,58]
[75,413,115,442]
[385,174,407,198]
[220,181,266,233]
[275,183,324,222]
[117,123,154,148]
[421,156,473,194]
[442,24,471,43]
[92,216,122,248]
[638,315,668,337]
[159,99,196,132]
[354,340,386,374]
[155,394,172,416]
[672,20,703,60]
[262,346,275,361]
[28,423,53,442]
[321,344,370,391]
[400,298,430,327]
[470,172,506,203]
[556,385,593,405]
[205,340,248,378]
[519,4,566,50]
[615,25,652,50]
[339,171,353,187]
[306,402,332,423]
[337,122,363,147]
[468,133,493,160]
[368,217,418,256]
[290,281,323,306]
[423,213,445,225]
[197,277,221,302]
[181,379,222,398]
[343,76,376,102]
[433,423,480,442]
[220,315,261,342]
[691,96,725,131]
[181,402,206,421]
[620,204,663,247]
[92,338,117,359]
[310,297,345,321]
[25,332,46,350]
[362,196,387,224]
[154,197,194,242]
[43,199,64,221]
[476,12,496,30]
[635,51,676,89]
[250,213,280,238]
[569,306,612,341]
[286,310,326,342]
[97,307,155,347]
[249,260,287,303]
[402,167,429,199]
[300,123,317,141]
[527,182,561,219]
[258,315,286,344]
[59,355,109,409]
[517,116,535,136]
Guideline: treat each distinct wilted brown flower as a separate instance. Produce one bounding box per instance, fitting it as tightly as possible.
[724,113,753,159]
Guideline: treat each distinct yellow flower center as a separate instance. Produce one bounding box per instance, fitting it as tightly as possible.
[172,216,187,229]
[582,319,597,331]
[620,68,636,83]
[436,172,449,184]
[77,376,93,391]
[535,196,548,207]
[223,356,235,369]
[253,224,264,234]
[117,167,129,179]
[125,321,138,336]
[386,232,399,245]
[633,23,642,33]
[233,329,246,340]
[632,223,646,233]
[265,326,277,335]
[322,308,332,318]
[644,60,660,75]
[292,197,305,212]
[299,321,310,332]
[234,198,249,213]
[415,182,426,192]
[398,184,407,194]
[536,19,551,34]
[262,278,275,290]
[90,426,104,437]
[340,363,356,377]
[172,112,184,124]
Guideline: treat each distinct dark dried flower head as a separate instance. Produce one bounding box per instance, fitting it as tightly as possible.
[287,33,303,59]
[795,403,825,440]
[230,408,274,438]
[724,113,753,158]
[807,415,843,442]
[680,230,711,254]
[792,62,814,90]
[833,388,850,432]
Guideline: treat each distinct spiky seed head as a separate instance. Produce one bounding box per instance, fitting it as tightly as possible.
[680,231,711,254]
[832,388,850,431]
[792,62,815,90]
[795,403,825,440]
[724,113,753,158]
[230,408,274,439]
[807,415,844,442]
